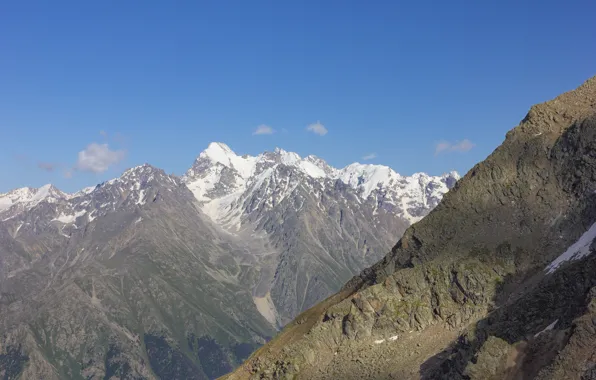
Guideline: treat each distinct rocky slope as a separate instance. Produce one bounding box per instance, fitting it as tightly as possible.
[0,165,277,379]
[223,75,596,380]
[183,144,458,325]
[0,148,455,379]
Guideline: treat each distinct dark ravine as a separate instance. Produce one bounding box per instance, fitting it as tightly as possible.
[223,76,596,379]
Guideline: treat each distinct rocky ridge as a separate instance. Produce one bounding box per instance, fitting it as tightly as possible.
[223,75,596,380]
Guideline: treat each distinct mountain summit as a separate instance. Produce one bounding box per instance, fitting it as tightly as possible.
[185,143,458,227]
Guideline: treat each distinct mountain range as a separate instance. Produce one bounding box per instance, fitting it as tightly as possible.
[224,76,596,380]
[0,145,457,379]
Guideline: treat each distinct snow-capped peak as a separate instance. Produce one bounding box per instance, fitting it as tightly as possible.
[182,142,459,227]
[187,143,461,197]
[32,184,64,202]
[99,164,180,195]
[274,148,301,166]
[336,163,399,199]
[118,163,170,183]
[198,142,258,179]
[122,163,154,175]
[0,184,70,213]
[200,142,235,163]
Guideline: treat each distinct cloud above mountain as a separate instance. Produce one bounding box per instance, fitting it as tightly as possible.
[435,139,475,155]
[362,153,377,160]
[253,124,275,135]
[306,121,327,136]
[76,143,126,173]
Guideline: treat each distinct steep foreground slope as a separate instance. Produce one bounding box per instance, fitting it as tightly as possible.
[224,76,596,380]
[0,149,455,378]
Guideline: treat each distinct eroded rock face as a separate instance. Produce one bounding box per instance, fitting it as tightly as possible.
[225,76,596,380]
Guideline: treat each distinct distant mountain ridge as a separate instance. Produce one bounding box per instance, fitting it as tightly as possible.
[1,145,458,326]
[1,143,458,225]
[184,142,458,227]
[0,144,457,379]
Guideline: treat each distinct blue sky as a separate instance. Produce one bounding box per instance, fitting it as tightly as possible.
[1,0,595,193]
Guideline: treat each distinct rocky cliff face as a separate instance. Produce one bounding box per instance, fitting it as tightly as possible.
[183,144,458,326]
[223,76,596,380]
[0,147,455,379]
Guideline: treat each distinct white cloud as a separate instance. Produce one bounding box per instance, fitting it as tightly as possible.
[306,121,328,136]
[434,139,475,155]
[76,143,126,173]
[99,130,107,137]
[362,153,377,160]
[253,124,275,135]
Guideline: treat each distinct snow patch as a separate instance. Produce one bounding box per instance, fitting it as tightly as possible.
[534,319,558,337]
[545,222,596,274]
[201,191,243,225]
[275,148,301,166]
[136,189,146,205]
[337,164,398,199]
[12,222,24,237]
[52,210,87,224]
[77,186,96,196]
[0,184,71,214]
[200,142,258,179]
[373,335,398,345]
[0,197,13,212]
[298,161,327,178]
[31,184,52,203]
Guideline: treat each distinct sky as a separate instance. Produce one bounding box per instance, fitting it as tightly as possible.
[1,0,595,193]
